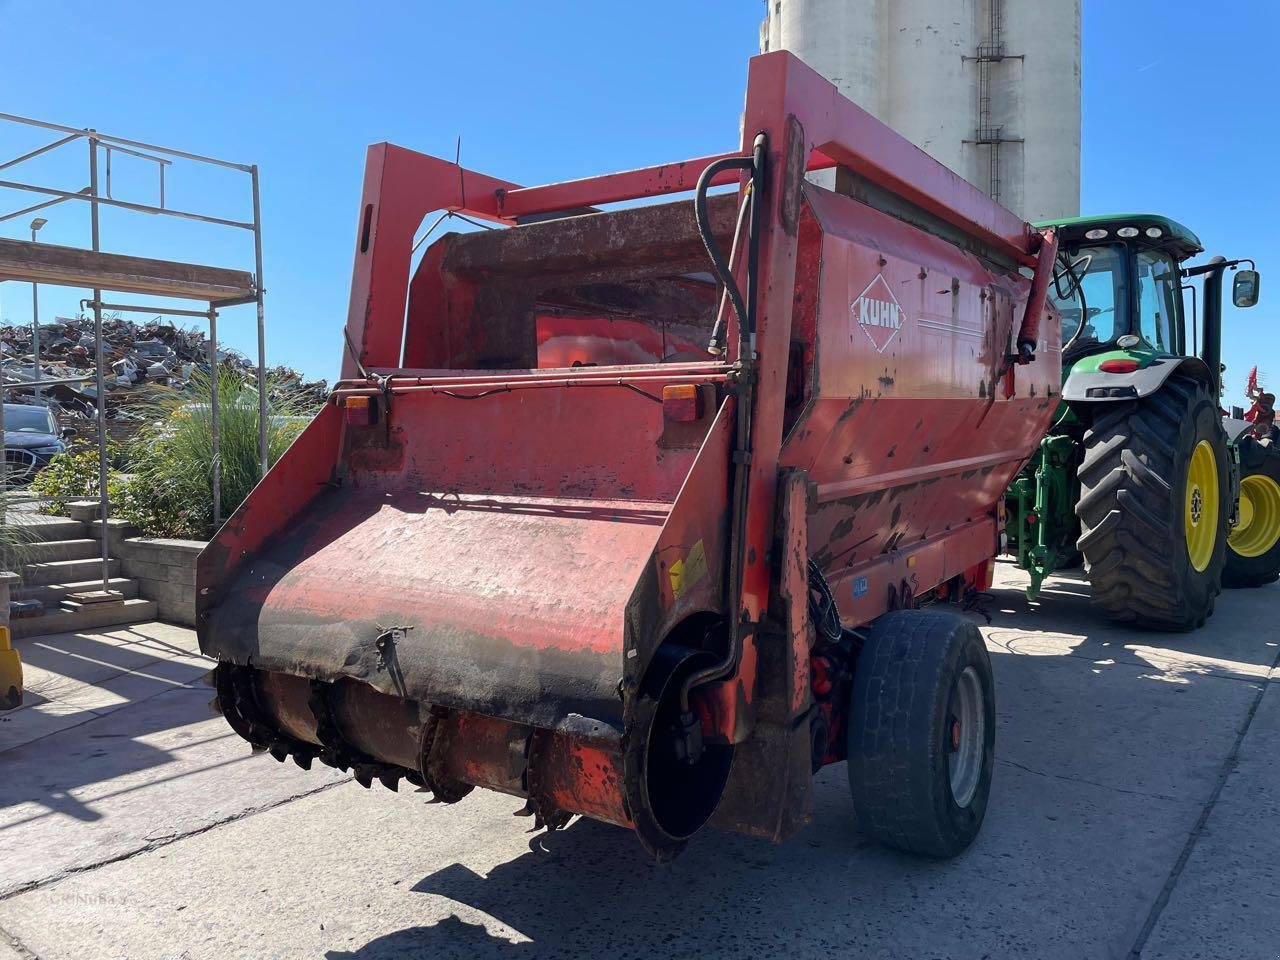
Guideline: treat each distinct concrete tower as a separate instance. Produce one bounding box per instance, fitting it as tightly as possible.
[760,0,1081,222]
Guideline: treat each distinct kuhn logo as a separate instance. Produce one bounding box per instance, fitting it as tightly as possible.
[852,274,903,353]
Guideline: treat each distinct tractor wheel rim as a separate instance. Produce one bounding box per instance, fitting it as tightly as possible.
[1184,440,1220,573]
[1229,474,1280,559]
[947,666,985,809]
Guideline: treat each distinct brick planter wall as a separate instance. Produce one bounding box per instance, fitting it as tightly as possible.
[116,537,203,627]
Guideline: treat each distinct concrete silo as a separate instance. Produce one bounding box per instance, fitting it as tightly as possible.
[760,0,1080,222]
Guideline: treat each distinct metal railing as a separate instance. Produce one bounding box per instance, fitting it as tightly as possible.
[0,112,268,593]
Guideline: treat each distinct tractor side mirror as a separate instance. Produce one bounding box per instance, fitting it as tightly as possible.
[1233,269,1260,308]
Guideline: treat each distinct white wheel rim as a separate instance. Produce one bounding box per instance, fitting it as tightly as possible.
[947,666,985,808]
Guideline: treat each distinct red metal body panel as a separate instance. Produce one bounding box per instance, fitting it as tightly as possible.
[496,152,780,219]
[779,186,1060,614]
[340,146,518,377]
[741,56,1039,268]
[196,402,344,609]
[199,50,1061,855]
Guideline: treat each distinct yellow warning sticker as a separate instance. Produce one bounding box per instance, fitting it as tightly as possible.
[668,539,708,601]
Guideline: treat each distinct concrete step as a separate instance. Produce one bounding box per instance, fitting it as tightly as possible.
[21,557,121,586]
[9,597,158,640]
[5,514,88,542]
[12,577,139,606]
[66,500,106,523]
[8,539,101,565]
[87,518,139,543]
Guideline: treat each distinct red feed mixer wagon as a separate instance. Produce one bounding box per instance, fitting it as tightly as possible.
[198,51,1061,861]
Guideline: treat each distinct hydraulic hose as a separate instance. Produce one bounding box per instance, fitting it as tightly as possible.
[706,186,753,356]
[742,134,766,356]
[676,134,767,736]
[695,155,755,357]
[1058,254,1091,357]
[806,560,843,645]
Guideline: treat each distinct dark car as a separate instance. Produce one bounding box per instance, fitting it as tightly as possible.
[3,403,71,484]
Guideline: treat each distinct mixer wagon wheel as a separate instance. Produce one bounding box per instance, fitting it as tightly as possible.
[846,610,994,859]
[623,643,735,862]
[1075,374,1228,630]
[1224,438,1280,588]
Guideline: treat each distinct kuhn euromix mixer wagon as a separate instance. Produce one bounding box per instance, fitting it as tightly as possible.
[198,51,1061,861]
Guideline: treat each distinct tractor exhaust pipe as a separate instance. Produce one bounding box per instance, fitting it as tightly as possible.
[1199,255,1227,400]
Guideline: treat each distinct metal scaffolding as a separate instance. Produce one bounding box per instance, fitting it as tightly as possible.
[0,112,267,595]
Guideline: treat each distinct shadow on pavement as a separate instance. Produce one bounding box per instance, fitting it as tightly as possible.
[985,562,1280,683]
[326,807,892,960]
[322,575,1280,960]
[0,683,217,824]
[15,628,203,686]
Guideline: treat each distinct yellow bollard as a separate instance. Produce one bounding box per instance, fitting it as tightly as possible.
[0,626,21,710]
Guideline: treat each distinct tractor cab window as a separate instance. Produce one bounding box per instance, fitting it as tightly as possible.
[1135,249,1180,354]
[1051,244,1123,348]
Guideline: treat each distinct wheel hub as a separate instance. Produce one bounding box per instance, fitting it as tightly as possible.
[946,666,985,809]
[1184,440,1220,573]
[1229,473,1280,559]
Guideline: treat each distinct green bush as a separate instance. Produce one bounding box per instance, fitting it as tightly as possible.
[116,368,312,539]
[29,442,124,515]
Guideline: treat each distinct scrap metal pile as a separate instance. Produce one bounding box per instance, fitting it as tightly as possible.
[0,316,327,423]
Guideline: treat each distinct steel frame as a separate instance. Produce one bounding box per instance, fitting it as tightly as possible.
[0,112,270,578]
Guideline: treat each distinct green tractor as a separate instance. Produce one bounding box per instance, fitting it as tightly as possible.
[1005,214,1276,630]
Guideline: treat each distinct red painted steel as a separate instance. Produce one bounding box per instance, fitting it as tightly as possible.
[494,152,838,220]
[1017,228,1060,352]
[777,187,1061,624]
[199,50,1061,855]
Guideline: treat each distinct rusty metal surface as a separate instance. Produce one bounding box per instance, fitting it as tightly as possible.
[236,664,636,827]
[347,381,701,501]
[435,712,530,797]
[257,670,321,747]
[199,49,1064,855]
[778,185,1060,614]
[203,487,667,730]
[404,194,736,370]
[197,401,343,617]
[339,146,518,378]
[538,733,632,829]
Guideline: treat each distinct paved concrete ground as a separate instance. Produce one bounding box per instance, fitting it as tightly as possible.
[0,563,1276,959]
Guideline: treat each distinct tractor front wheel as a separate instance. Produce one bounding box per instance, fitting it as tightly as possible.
[1224,437,1280,588]
[1075,374,1228,630]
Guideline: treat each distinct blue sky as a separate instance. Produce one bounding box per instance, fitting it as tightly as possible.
[1,1,1275,406]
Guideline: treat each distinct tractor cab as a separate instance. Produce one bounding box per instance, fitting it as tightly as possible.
[1037,213,1259,403]
[1041,214,1201,363]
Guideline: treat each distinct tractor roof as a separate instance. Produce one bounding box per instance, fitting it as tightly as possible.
[1034,213,1203,260]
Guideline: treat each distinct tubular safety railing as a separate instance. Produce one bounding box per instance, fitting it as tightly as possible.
[0,112,268,593]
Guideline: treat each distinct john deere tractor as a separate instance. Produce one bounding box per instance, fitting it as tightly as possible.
[1005,214,1274,630]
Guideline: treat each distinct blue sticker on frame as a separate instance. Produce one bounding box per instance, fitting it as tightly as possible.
[852,576,869,598]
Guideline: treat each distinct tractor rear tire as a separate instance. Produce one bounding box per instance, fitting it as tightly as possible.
[846,610,995,859]
[1075,374,1228,630]
[1224,438,1280,588]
